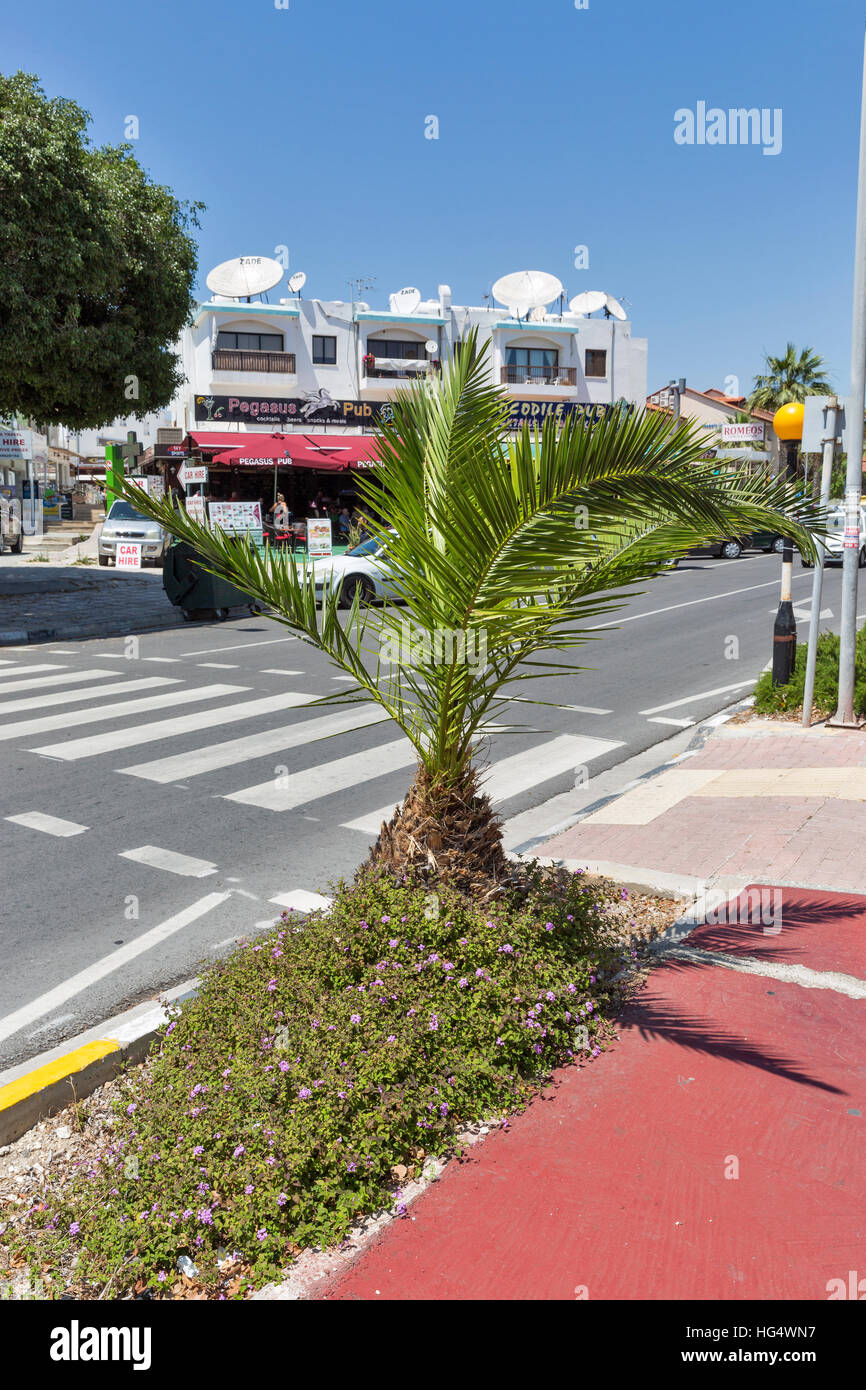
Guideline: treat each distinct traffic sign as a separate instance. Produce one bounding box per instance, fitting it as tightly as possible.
[178,462,208,488]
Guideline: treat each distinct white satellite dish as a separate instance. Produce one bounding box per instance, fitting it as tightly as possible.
[569,290,607,315]
[492,270,563,318]
[425,339,438,354]
[528,306,548,322]
[604,293,628,320]
[206,256,284,299]
[288,271,307,294]
[390,287,422,316]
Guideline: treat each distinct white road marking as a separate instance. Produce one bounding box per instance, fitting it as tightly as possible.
[647,716,695,728]
[5,811,89,837]
[0,664,63,680]
[343,733,623,835]
[47,650,77,655]
[331,676,357,683]
[120,705,391,782]
[5,684,244,744]
[640,681,753,715]
[181,636,298,657]
[0,677,177,717]
[26,1012,76,1038]
[142,657,181,663]
[767,605,833,620]
[118,845,219,877]
[197,662,239,669]
[0,668,122,696]
[260,669,304,676]
[227,737,418,812]
[588,574,814,631]
[270,890,333,913]
[503,696,612,715]
[0,892,231,1043]
[32,691,308,760]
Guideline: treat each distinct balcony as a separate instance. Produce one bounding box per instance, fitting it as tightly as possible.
[501,365,577,387]
[364,360,433,380]
[212,349,296,374]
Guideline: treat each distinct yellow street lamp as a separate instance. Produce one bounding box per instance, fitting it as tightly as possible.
[770,403,805,684]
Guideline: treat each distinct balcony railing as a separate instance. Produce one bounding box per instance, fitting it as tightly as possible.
[212,349,296,374]
[365,361,432,379]
[501,365,576,386]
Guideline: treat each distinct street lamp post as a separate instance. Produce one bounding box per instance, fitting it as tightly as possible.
[771,402,805,686]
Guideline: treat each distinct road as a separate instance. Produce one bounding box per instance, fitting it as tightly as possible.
[0,551,850,1070]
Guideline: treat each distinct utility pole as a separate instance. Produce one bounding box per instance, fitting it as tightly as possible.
[802,398,839,726]
[771,403,804,686]
[834,26,866,726]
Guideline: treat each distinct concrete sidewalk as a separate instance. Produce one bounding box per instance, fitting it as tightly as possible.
[538,719,866,896]
[0,561,186,643]
[320,718,866,1301]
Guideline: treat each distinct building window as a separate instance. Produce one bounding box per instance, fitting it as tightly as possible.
[368,339,425,360]
[505,347,559,372]
[216,331,284,352]
[312,335,337,365]
[585,349,607,378]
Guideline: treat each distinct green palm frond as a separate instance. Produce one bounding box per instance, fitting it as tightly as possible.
[121,332,826,789]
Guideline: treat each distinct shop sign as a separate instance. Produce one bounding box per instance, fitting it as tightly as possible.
[0,429,32,460]
[208,500,262,533]
[307,517,333,559]
[504,401,621,430]
[116,542,142,569]
[195,394,395,427]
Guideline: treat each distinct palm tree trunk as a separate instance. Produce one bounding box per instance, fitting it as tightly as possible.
[363,762,512,895]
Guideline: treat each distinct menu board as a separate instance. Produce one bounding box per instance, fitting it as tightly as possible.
[208,500,262,534]
[307,517,332,558]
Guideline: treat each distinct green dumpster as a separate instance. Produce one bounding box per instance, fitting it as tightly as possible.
[162,540,256,622]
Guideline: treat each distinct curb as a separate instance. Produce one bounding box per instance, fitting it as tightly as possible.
[0,978,200,1147]
[0,614,188,646]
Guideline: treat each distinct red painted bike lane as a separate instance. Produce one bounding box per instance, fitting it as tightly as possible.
[323,888,866,1301]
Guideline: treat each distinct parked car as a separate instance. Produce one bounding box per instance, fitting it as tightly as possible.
[98,499,168,567]
[801,504,866,568]
[747,527,787,554]
[309,533,403,607]
[670,536,747,565]
[0,495,24,554]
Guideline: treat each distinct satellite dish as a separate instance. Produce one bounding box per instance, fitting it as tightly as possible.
[492,270,563,318]
[288,271,307,294]
[425,340,438,354]
[206,256,284,298]
[528,306,548,322]
[604,293,628,320]
[389,287,422,316]
[569,290,607,315]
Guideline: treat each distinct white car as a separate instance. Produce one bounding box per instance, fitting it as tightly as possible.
[308,535,403,607]
[801,504,866,568]
[98,499,168,567]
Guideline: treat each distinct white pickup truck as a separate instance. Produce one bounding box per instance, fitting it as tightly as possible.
[0,496,24,554]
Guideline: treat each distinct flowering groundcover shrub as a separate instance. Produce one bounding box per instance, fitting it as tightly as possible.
[12,869,625,1297]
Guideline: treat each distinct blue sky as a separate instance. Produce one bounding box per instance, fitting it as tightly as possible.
[3,0,864,397]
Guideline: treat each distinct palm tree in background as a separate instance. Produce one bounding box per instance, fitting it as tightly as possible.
[748,343,832,411]
[124,336,822,895]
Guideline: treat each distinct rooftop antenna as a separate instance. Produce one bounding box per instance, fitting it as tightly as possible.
[206,255,284,303]
[348,275,376,306]
[492,269,564,323]
[288,271,306,299]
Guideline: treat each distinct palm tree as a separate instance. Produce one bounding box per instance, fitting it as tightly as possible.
[748,343,832,411]
[126,336,820,894]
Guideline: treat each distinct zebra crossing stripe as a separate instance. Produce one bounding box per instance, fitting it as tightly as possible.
[0,677,177,718]
[3,685,246,745]
[342,734,623,835]
[0,668,117,695]
[225,737,418,812]
[119,706,392,783]
[30,692,311,761]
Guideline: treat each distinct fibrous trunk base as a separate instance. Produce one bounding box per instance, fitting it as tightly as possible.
[363,764,512,898]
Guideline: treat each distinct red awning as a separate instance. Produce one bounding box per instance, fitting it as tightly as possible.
[186,431,383,472]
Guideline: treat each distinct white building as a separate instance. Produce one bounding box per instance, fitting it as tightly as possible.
[163,282,647,501]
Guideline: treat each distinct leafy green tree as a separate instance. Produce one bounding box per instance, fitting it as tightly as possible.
[748,343,832,411]
[0,71,202,430]
[126,337,822,893]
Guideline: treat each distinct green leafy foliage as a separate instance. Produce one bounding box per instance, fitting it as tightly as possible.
[119,335,825,803]
[747,342,832,412]
[0,71,202,429]
[752,626,866,717]
[15,872,627,1297]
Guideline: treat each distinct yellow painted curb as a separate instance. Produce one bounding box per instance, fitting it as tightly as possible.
[0,1039,119,1113]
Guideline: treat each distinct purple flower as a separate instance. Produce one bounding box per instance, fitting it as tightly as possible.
[546,991,555,1001]
[498,943,514,954]
[533,1043,543,1054]
[193,1145,203,1156]
[381,916,391,924]
[440,1102,449,1115]
[277,1193,288,1206]
[69,1221,80,1236]
[256,1228,267,1242]
[495,1037,504,1047]
[350,1014,361,1024]
[389,938,399,948]
[621,889,629,900]
[126,1103,136,1115]
[233,1145,245,1158]
[475,968,485,978]
[566,914,574,922]
[458,978,468,989]
[182,1208,193,1220]
[245,1184,254,1195]
[428,1015,439,1031]
[198,1207,213,1225]
[545,922,554,933]
[346,1160,357,1172]
[299,1087,312,1100]
[407,1007,416,1016]
[279,1060,290,1072]
[157,1271,167,1283]
[387,1034,397,1043]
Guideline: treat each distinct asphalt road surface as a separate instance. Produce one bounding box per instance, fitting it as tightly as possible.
[0,552,852,1070]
